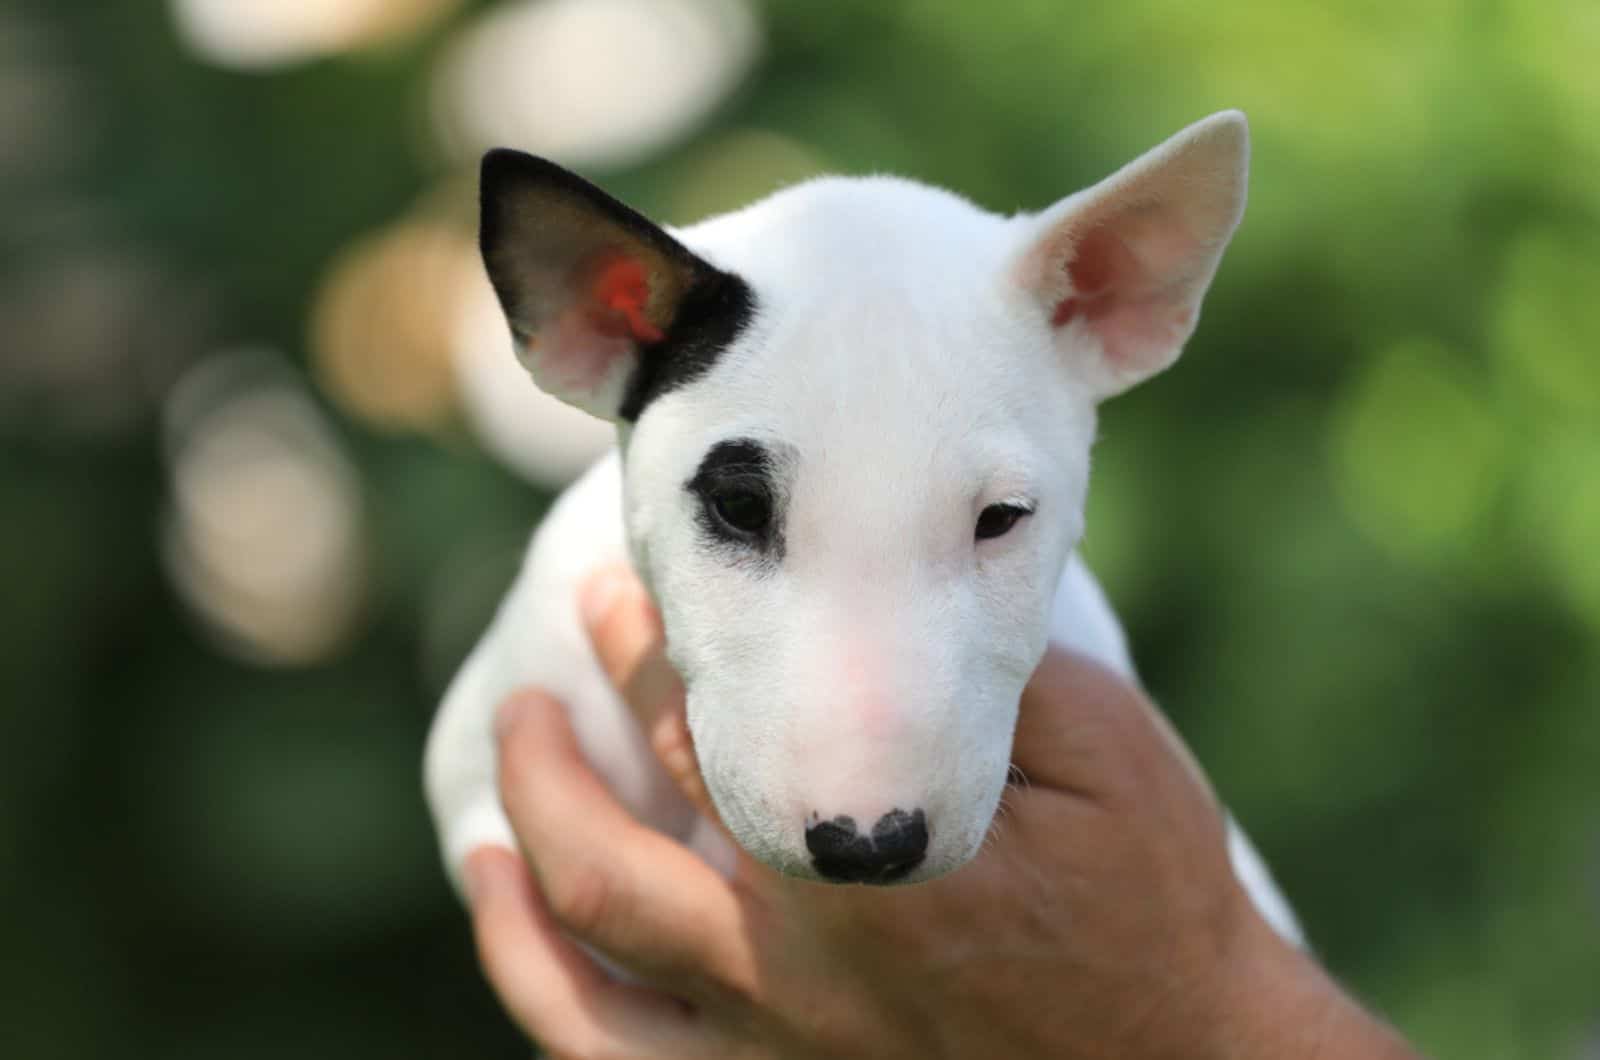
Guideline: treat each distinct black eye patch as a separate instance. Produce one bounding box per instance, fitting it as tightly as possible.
[685,439,785,561]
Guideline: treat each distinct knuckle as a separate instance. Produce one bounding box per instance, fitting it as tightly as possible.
[544,857,618,939]
[711,968,761,1014]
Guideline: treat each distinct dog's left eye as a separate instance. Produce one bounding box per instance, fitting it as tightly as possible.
[710,484,772,535]
[975,502,1032,541]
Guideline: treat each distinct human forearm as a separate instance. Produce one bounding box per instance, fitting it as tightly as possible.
[1203,915,1422,1060]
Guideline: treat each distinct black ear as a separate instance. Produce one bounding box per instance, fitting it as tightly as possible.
[479,149,754,421]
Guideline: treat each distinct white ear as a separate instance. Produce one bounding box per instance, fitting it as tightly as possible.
[479,150,750,421]
[1012,110,1249,401]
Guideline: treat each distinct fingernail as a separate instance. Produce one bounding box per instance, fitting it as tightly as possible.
[579,568,627,629]
[495,692,533,742]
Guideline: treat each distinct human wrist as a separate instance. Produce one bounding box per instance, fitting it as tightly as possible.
[1201,911,1421,1060]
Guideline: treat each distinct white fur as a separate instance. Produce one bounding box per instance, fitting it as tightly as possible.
[426,111,1301,941]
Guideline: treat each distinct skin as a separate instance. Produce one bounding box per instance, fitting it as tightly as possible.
[464,568,1424,1060]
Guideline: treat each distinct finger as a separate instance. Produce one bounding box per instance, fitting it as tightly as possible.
[495,690,756,995]
[579,565,670,711]
[464,847,722,1059]
[1013,647,1214,803]
[580,566,716,820]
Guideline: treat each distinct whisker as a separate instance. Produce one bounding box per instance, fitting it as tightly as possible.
[983,794,1015,851]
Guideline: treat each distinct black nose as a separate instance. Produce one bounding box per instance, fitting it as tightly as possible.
[805,808,928,883]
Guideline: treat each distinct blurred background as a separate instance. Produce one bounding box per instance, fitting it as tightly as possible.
[2,0,1596,1056]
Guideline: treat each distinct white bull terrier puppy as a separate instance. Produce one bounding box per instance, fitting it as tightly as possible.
[425,110,1301,940]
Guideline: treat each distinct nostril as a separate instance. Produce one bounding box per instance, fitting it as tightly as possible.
[871,808,928,860]
[806,808,928,883]
[805,815,874,864]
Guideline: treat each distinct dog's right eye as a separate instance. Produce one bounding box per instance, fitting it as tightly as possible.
[975,501,1032,541]
[687,439,784,557]
[709,484,772,536]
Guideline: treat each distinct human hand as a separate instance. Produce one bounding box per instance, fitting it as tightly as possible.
[464,568,1420,1059]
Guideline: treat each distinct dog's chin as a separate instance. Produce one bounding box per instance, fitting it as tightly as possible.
[729,829,986,887]
[792,854,972,887]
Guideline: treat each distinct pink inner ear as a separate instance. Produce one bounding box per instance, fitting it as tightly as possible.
[1049,222,1194,372]
[542,309,634,395]
[585,255,664,344]
[1050,225,1135,328]
[535,252,666,403]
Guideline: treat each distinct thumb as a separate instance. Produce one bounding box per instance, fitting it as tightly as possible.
[579,566,717,821]
[1012,646,1215,806]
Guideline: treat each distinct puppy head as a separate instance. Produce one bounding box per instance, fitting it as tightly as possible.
[480,111,1249,883]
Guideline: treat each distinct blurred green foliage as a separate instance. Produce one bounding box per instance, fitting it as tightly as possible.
[2,1,1596,1057]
